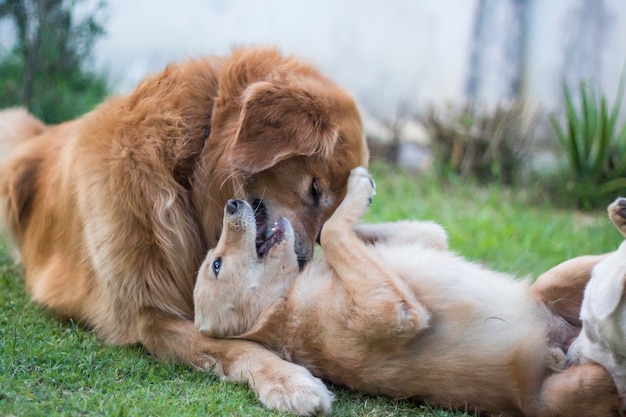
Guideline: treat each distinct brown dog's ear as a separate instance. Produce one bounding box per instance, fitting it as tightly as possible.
[230,80,338,174]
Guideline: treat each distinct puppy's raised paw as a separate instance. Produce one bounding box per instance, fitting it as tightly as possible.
[323,167,376,236]
[347,166,376,205]
[255,364,334,415]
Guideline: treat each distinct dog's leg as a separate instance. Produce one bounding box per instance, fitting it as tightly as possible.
[533,199,625,328]
[354,221,448,250]
[319,167,430,338]
[531,254,609,327]
[536,363,621,417]
[139,310,333,416]
[532,197,625,332]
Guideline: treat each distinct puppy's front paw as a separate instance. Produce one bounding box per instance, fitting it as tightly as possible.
[324,167,376,234]
[330,167,376,227]
[547,346,568,371]
[256,364,333,415]
[608,197,626,238]
[347,166,376,206]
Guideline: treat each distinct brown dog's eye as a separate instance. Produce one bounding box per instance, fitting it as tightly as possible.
[310,178,321,205]
[211,258,222,277]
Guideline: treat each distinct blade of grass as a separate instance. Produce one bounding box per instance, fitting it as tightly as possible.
[608,62,626,127]
[563,82,583,176]
[591,96,610,176]
[580,81,596,163]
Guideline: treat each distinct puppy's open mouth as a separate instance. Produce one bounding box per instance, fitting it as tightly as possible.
[252,199,286,258]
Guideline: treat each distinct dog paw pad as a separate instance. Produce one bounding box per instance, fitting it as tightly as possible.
[256,366,333,415]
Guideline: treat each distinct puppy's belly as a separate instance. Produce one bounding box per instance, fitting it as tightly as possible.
[364,245,548,397]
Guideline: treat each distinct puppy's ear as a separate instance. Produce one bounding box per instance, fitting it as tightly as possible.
[586,256,626,320]
[230,80,338,174]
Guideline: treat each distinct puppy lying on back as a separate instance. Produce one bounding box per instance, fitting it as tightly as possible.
[194,167,620,416]
[568,197,626,407]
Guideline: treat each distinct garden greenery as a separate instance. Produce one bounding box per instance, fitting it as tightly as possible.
[549,67,626,209]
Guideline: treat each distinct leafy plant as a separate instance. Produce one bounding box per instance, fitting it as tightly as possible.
[0,0,110,123]
[425,100,539,184]
[549,67,626,209]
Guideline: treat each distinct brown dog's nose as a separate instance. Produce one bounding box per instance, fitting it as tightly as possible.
[226,199,242,215]
[618,198,626,207]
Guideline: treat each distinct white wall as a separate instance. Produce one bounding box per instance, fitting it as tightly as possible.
[93,0,476,119]
[3,0,626,120]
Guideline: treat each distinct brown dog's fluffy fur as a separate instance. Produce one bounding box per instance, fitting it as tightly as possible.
[0,108,46,162]
[0,47,368,414]
[195,168,621,416]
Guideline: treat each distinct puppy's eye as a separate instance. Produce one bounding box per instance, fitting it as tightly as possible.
[310,178,321,204]
[211,258,222,276]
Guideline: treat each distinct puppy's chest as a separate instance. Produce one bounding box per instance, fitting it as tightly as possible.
[278,278,346,355]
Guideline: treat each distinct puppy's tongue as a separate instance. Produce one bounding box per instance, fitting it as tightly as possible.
[257,218,287,258]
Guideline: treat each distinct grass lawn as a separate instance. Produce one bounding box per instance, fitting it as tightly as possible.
[1,162,623,417]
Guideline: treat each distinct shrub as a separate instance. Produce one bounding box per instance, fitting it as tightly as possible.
[549,70,626,209]
[425,100,539,184]
[0,0,110,123]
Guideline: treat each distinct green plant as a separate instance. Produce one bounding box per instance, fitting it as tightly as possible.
[549,67,626,209]
[426,100,538,185]
[0,0,110,123]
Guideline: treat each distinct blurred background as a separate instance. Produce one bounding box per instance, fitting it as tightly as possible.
[1,0,626,209]
[94,0,626,118]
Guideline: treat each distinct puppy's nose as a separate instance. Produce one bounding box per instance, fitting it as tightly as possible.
[618,198,626,207]
[226,199,241,215]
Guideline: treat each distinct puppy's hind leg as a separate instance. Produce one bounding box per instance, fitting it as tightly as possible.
[320,167,430,339]
[354,221,448,250]
[536,363,621,417]
[531,254,608,327]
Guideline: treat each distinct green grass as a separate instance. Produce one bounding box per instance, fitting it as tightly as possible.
[1,162,623,417]
[365,163,622,277]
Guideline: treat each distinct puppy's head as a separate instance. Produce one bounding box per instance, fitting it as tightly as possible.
[194,199,299,338]
[200,48,369,268]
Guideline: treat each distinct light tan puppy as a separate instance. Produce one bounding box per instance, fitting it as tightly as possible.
[194,167,620,416]
[568,197,626,407]
[0,47,368,415]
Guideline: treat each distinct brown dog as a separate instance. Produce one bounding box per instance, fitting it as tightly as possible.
[0,47,368,414]
[194,167,620,416]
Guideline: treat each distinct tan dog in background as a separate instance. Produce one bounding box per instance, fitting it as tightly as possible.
[0,47,368,414]
[195,167,620,416]
[567,197,626,407]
